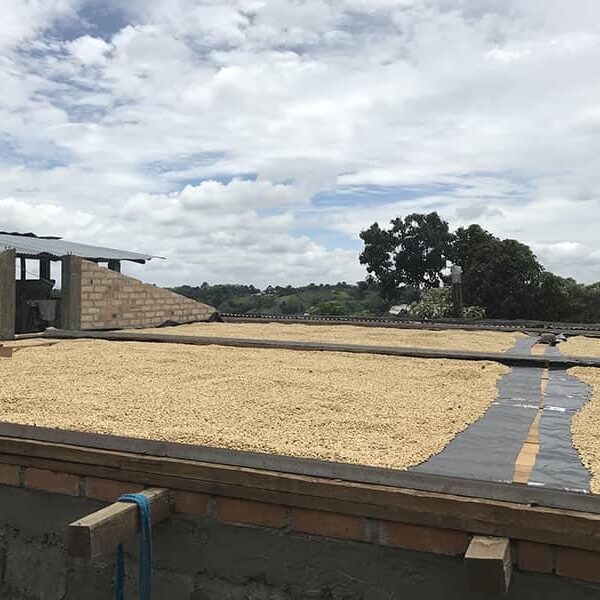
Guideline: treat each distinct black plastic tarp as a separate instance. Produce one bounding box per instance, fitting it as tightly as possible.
[413,365,541,483]
[413,336,593,493]
[529,365,591,492]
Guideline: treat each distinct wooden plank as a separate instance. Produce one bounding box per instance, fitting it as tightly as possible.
[3,437,600,551]
[39,329,600,368]
[68,487,170,560]
[10,341,60,353]
[465,536,512,594]
[221,314,600,337]
[13,446,600,553]
[1,424,600,515]
[513,365,546,485]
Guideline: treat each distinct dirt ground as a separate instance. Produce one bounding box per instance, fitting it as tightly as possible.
[0,339,507,469]
[127,322,525,354]
[560,337,600,358]
[569,367,600,493]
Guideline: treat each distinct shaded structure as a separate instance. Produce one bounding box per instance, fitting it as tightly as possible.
[0,231,153,264]
[0,232,214,338]
[0,232,155,337]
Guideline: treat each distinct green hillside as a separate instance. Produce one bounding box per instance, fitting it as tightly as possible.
[172,282,396,316]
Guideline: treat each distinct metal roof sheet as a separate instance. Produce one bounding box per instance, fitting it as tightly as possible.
[0,233,156,263]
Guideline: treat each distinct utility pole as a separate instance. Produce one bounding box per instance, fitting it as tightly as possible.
[451,265,463,318]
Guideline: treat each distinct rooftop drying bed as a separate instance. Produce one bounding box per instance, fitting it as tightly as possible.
[562,336,600,358]
[569,367,600,493]
[127,322,526,354]
[0,339,507,470]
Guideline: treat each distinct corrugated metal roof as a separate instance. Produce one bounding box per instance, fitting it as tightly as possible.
[0,233,157,263]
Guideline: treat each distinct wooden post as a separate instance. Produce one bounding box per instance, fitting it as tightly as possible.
[108,260,121,273]
[0,345,13,358]
[68,488,170,560]
[39,258,51,281]
[20,257,26,281]
[465,536,512,594]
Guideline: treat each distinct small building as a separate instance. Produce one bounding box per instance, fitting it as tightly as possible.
[0,232,215,339]
[389,304,410,316]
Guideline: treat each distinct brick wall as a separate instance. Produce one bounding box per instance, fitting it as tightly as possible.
[1,465,600,598]
[0,249,16,340]
[62,257,215,330]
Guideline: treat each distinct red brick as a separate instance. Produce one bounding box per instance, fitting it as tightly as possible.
[215,497,287,528]
[556,548,600,583]
[517,541,554,574]
[0,464,20,487]
[292,509,367,541]
[25,468,80,496]
[379,521,468,556]
[85,477,144,502]
[174,491,210,516]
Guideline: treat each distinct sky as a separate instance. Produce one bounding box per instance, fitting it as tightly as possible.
[1,0,600,287]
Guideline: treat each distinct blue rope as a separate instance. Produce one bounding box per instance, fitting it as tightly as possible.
[115,493,153,600]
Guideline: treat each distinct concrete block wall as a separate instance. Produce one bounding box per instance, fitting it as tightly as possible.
[0,249,16,340]
[0,469,600,599]
[61,257,215,330]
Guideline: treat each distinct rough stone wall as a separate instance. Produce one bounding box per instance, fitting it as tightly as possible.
[65,258,215,330]
[0,485,598,600]
[0,249,15,340]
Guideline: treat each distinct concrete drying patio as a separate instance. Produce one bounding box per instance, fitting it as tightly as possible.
[0,339,507,469]
[128,321,526,354]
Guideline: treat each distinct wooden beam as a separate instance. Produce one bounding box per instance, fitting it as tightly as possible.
[1,424,600,516]
[0,345,13,358]
[39,329,600,369]
[513,366,547,485]
[220,314,600,340]
[19,257,26,280]
[68,487,170,560]
[1,435,600,552]
[465,536,512,595]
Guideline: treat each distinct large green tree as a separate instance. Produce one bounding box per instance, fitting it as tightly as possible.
[450,224,496,272]
[359,212,453,302]
[360,213,549,319]
[459,237,543,318]
[448,224,544,318]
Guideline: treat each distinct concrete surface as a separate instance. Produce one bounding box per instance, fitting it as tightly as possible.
[0,486,599,599]
[60,255,81,331]
[0,249,15,340]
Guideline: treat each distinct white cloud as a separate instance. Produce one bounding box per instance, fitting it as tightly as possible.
[0,0,75,49]
[67,35,112,65]
[1,0,600,286]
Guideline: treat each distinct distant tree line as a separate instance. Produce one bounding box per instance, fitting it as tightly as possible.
[171,281,389,316]
[174,283,261,310]
[360,212,600,322]
[172,212,600,322]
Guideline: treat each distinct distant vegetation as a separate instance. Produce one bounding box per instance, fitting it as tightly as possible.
[360,212,600,322]
[172,281,396,316]
[173,211,600,322]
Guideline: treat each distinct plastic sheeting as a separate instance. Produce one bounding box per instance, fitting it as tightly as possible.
[413,335,593,493]
[509,336,539,355]
[413,365,541,483]
[529,364,592,492]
